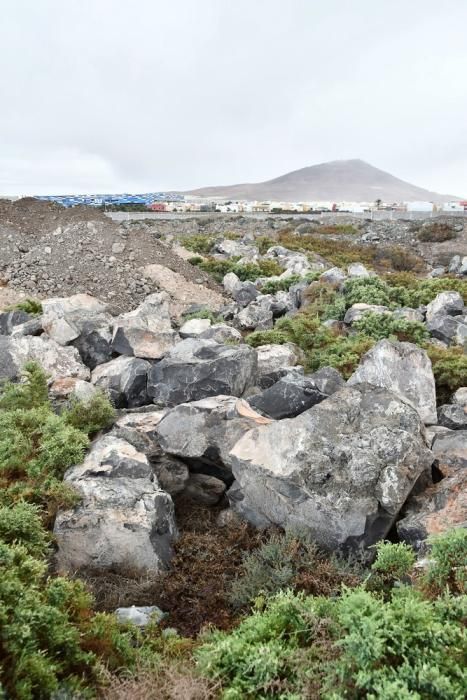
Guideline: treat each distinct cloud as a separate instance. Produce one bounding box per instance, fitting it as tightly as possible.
[1,0,466,195]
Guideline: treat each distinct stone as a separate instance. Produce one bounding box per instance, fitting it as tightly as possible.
[249,369,342,420]
[91,355,151,408]
[427,314,467,346]
[397,430,467,550]
[110,410,189,496]
[10,317,44,337]
[147,338,257,407]
[232,281,259,307]
[426,291,464,323]
[452,387,467,406]
[184,473,226,505]
[228,384,433,552]
[0,335,90,383]
[223,272,241,295]
[348,339,437,424]
[214,239,258,259]
[41,294,114,369]
[319,267,347,289]
[343,303,390,325]
[199,323,242,344]
[179,318,211,338]
[255,343,302,389]
[111,241,126,255]
[0,309,31,335]
[270,290,295,318]
[54,436,177,573]
[112,292,179,359]
[448,255,461,274]
[393,307,425,323]
[156,395,270,481]
[437,404,467,430]
[347,263,370,278]
[234,295,274,331]
[115,605,165,626]
[50,377,99,402]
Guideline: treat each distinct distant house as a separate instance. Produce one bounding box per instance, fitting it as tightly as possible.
[442,201,464,212]
[148,202,167,212]
[406,201,434,212]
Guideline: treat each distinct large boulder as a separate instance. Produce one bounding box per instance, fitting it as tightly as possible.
[0,335,90,382]
[41,293,114,369]
[91,355,151,408]
[249,367,344,420]
[147,338,257,407]
[110,410,189,496]
[0,309,31,335]
[54,436,177,573]
[426,292,467,346]
[228,384,433,552]
[156,395,271,481]
[397,430,467,549]
[234,295,274,331]
[438,404,467,430]
[199,323,242,344]
[256,343,302,388]
[111,292,179,359]
[426,291,464,323]
[343,304,390,325]
[348,340,437,424]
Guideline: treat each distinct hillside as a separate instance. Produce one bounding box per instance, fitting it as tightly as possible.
[187,159,459,203]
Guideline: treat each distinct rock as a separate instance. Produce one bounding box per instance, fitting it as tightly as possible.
[228,384,433,552]
[234,295,274,331]
[347,263,370,278]
[10,316,44,337]
[256,343,302,388]
[54,436,176,573]
[216,508,243,528]
[115,605,165,626]
[112,292,179,359]
[249,369,343,419]
[179,318,211,338]
[266,246,316,276]
[156,395,270,481]
[222,272,241,295]
[452,387,467,406]
[91,355,151,408]
[343,303,390,325]
[0,309,31,335]
[110,410,189,496]
[50,377,99,402]
[397,430,467,550]
[319,267,347,289]
[270,290,295,318]
[184,473,226,505]
[426,291,464,323]
[393,307,425,323]
[111,241,126,255]
[429,267,446,278]
[348,339,437,424]
[199,323,242,344]
[41,294,114,369]
[232,281,259,307]
[214,239,258,259]
[427,313,467,346]
[0,335,90,383]
[448,255,461,274]
[437,404,467,430]
[147,338,257,407]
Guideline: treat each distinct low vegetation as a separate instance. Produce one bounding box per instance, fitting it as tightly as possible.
[417,222,458,242]
[189,256,283,282]
[7,298,43,315]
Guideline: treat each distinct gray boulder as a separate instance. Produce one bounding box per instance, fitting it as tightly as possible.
[347,263,371,278]
[184,473,226,505]
[54,436,177,573]
[91,355,151,408]
[115,606,165,626]
[234,295,274,331]
[344,303,390,325]
[147,338,257,406]
[0,335,90,383]
[452,387,467,406]
[426,291,464,323]
[249,367,344,420]
[41,293,114,369]
[179,318,211,338]
[0,309,31,335]
[256,343,302,388]
[110,410,189,496]
[200,323,242,344]
[232,281,259,307]
[319,267,347,289]
[437,404,467,430]
[112,292,179,359]
[228,384,432,552]
[156,395,270,481]
[348,340,437,424]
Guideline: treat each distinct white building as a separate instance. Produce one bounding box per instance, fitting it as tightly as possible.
[406,201,434,212]
[442,201,464,212]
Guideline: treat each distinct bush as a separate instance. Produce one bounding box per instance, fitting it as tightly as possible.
[426,345,467,404]
[353,312,429,344]
[0,502,50,557]
[318,224,359,235]
[182,308,222,324]
[8,298,43,315]
[191,256,283,283]
[182,235,215,255]
[368,541,416,592]
[65,392,115,436]
[422,528,467,596]
[417,223,457,242]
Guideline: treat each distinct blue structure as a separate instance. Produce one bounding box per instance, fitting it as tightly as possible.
[35,192,184,207]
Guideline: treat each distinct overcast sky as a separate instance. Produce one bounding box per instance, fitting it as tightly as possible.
[1,0,466,196]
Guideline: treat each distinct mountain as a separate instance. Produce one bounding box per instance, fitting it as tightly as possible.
[186,159,459,203]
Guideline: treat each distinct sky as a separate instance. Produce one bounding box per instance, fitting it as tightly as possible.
[1,0,466,196]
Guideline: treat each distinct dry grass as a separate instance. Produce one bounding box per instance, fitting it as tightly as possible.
[80,499,264,637]
[100,665,219,700]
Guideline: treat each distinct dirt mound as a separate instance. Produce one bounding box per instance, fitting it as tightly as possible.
[0,201,224,312]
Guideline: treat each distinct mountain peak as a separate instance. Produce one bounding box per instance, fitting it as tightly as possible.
[187,160,459,203]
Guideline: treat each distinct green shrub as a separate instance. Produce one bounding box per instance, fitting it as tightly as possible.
[182,235,216,255]
[182,308,223,324]
[368,541,416,592]
[353,312,429,344]
[0,502,50,557]
[422,529,467,595]
[0,362,49,411]
[65,392,115,436]
[417,223,457,242]
[191,256,283,283]
[343,277,392,307]
[318,224,359,235]
[426,345,467,404]
[8,298,43,316]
